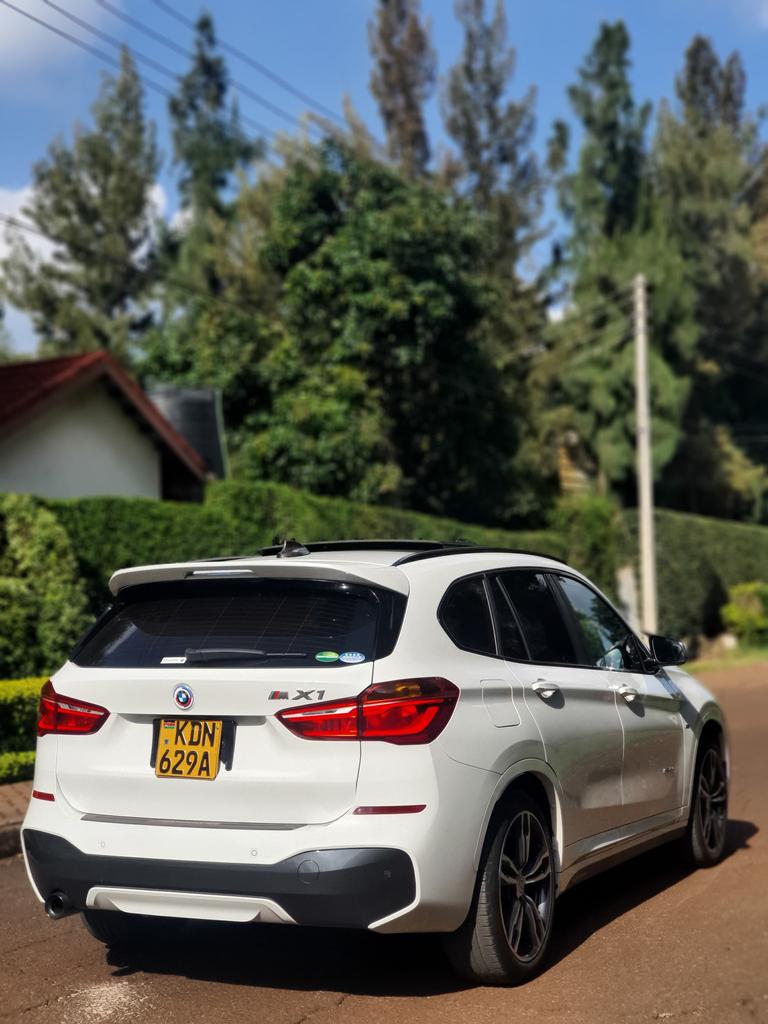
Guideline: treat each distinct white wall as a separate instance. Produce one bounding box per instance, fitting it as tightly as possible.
[0,382,161,499]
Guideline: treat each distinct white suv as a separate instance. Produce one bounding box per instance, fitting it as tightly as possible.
[22,540,728,985]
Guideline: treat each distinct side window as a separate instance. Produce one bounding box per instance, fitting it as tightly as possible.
[489,577,529,660]
[556,575,641,671]
[440,576,496,656]
[499,571,576,665]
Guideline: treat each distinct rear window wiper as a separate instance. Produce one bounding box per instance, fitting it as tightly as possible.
[183,648,308,664]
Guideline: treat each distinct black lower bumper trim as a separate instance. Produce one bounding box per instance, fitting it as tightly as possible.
[23,829,415,929]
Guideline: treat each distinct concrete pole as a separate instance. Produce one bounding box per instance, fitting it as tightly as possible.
[633,273,658,636]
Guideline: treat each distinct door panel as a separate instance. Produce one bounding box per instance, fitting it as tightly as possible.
[510,662,624,842]
[612,670,685,823]
[494,571,624,844]
[552,573,686,825]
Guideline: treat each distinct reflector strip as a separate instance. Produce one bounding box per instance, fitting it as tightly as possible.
[31,790,55,802]
[353,804,426,815]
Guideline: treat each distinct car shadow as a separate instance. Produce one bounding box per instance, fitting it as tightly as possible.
[105,818,757,996]
[546,817,757,970]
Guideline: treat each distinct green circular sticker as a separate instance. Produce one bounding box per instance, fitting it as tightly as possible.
[315,650,339,663]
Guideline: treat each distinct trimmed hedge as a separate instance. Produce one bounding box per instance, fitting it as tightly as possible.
[206,480,564,559]
[626,509,768,638]
[0,750,35,785]
[48,482,565,617]
[3,483,768,674]
[48,496,240,616]
[0,677,45,754]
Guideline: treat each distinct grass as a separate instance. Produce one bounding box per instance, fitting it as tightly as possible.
[687,645,768,676]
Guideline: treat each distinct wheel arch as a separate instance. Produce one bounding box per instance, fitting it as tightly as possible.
[473,759,565,877]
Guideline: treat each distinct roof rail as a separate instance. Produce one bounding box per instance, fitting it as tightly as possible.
[257,539,465,557]
[184,539,464,563]
[393,547,568,566]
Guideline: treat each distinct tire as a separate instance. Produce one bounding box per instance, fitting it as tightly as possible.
[81,909,155,947]
[443,792,556,986]
[684,737,728,868]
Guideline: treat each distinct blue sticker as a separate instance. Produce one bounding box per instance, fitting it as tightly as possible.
[339,651,365,664]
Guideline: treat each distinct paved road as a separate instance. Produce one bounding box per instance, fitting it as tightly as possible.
[2,664,767,1024]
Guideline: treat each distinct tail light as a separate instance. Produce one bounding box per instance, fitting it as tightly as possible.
[37,680,109,737]
[277,677,459,745]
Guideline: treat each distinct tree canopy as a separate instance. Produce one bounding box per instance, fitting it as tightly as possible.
[3,10,768,527]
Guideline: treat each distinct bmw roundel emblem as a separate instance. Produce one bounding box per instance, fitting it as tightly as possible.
[173,685,194,711]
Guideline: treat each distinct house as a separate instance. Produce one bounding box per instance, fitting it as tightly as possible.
[0,351,210,501]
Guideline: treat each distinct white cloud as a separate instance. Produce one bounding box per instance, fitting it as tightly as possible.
[1,177,166,357]
[719,0,768,27]
[744,0,768,25]
[148,183,167,219]
[0,185,53,263]
[0,0,121,72]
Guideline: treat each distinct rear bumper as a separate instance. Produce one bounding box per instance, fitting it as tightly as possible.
[22,829,415,929]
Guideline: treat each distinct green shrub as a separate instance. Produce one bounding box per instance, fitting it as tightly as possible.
[0,750,35,784]
[548,495,626,599]
[0,495,89,677]
[0,677,45,754]
[721,582,768,644]
[0,580,36,680]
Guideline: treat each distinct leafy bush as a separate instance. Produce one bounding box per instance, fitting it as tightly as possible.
[548,495,626,599]
[721,582,768,644]
[0,496,89,677]
[0,750,36,785]
[0,677,45,754]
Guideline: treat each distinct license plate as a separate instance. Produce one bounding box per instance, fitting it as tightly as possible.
[155,719,222,780]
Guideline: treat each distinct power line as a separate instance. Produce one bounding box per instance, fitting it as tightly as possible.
[142,0,347,129]
[39,0,282,141]
[0,0,174,103]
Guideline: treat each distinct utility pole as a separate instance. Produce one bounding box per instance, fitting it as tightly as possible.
[633,273,658,636]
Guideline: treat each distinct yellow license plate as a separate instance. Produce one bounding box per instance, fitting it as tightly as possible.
[155,719,222,780]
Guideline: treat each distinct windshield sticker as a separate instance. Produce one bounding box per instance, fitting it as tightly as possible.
[315,650,340,663]
[161,656,187,665]
[340,651,365,664]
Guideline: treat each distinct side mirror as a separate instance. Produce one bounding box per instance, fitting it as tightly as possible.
[649,634,688,667]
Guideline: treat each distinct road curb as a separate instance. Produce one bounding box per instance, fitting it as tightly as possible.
[0,824,21,859]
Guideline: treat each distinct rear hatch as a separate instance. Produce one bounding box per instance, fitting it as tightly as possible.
[53,574,406,826]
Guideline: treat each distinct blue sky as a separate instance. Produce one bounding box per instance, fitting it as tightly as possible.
[1,0,768,353]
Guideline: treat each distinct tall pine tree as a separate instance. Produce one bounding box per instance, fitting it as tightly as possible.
[1,49,159,358]
[654,37,768,518]
[541,22,694,499]
[167,12,258,296]
[141,12,265,402]
[443,0,540,270]
[442,0,550,520]
[369,0,435,178]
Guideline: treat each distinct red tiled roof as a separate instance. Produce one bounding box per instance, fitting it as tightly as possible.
[0,351,208,481]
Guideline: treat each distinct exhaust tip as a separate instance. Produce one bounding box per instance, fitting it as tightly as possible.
[44,891,74,920]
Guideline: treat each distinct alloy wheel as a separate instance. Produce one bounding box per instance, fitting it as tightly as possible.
[698,747,727,854]
[498,810,553,962]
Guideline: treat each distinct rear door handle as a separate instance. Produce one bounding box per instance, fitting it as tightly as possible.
[532,681,561,701]
[618,685,639,703]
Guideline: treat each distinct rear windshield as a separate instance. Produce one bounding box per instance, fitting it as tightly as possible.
[72,579,406,669]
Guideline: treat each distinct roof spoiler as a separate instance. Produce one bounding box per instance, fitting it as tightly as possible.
[109,560,410,597]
